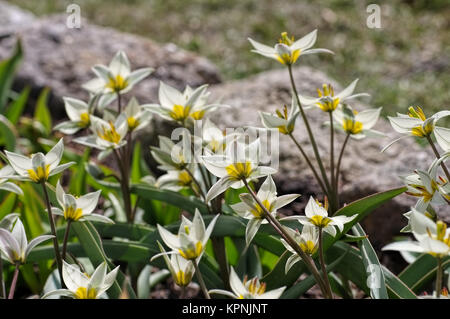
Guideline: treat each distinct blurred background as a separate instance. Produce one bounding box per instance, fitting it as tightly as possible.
[6,0,450,119]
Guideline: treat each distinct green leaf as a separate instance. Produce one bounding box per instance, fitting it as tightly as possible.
[325,186,407,251]
[0,115,16,150]
[328,241,417,299]
[33,88,52,135]
[399,254,450,293]
[352,223,388,299]
[71,221,137,299]
[0,40,22,112]
[69,148,91,195]
[0,193,17,220]
[6,86,29,125]
[280,247,349,298]
[131,184,208,214]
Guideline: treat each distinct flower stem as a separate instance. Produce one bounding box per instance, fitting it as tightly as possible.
[113,149,133,223]
[288,133,327,196]
[318,228,333,299]
[7,264,20,299]
[117,92,122,113]
[242,178,329,297]
[185,167,207,202]
[193,258,210,299]
[436,257,443,298]
[426,135,450,181]
[61,220,72,261]
[334,133,350,212]
[287,65,332,195]
[41,182,64,285]
[329,112,338,213]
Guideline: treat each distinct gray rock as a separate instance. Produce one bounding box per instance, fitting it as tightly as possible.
[0,14,222,118]
[208,66,440,248]
[0,1,35,36]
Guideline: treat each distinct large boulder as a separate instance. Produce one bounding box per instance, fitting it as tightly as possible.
[0,13,222,118]
[208,66,438,249]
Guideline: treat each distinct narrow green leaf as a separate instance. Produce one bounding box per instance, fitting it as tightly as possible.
[0,40,22,112]
[399,254,450,293]
[33,88,52,134]
[6,86,29,124]
[352,223,388,299]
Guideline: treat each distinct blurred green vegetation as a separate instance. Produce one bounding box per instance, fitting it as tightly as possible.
[7,0,450,118]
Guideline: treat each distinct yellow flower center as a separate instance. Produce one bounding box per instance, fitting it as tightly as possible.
[408,106,427,121]
[299,240,317,255]
[178,170,192,186]
[74,287,97,299]
[250,199,272,218]
[276,49,301,65]
[179,241,203,260]
[127,116,139,131]
[225,162,253,181]
[170,104,191,121]
[97,122,121,144]
[275,106,294,134]
[244,277,266,296]
[28,165,50,183]
[279,32,294,45]
[106,74,128,92]
[411,123,434,137]
[79,112,90,127]
[64,206,83,221]
[343,119,363,134]
[406,180,438,202]
[310,215,332,228]
[190,110,205,120]
[175,270,192,287]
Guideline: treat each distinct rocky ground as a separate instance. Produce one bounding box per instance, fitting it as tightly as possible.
[0,1,447,292]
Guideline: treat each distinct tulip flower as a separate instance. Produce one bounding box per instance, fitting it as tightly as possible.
[51,180,112,223]
[383,209,449,257]
[144,82,226,125]
[259,96,300,135]
[83,51,153,97]
[231,175,299,245]
[298,79,369,113]
[124,97,152,132]
[203,138,277,202]
[155,209,219,261]
[156,242,195,287]
[283,196,357,237]
[42,261,119,299]
[4,139,75,183]
[209,267,286,299]
[280,225,319,274]
[248,30,333,65]
[74,114,128,150]
[332,104,384,139]
[0,217,53,265]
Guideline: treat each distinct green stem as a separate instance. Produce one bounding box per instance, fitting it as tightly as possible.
[41,182,63,285]
[318,228,333,299]
[211,237,230,291]
[242,178,329,297]
[7,264,20,299]
[329,112,338,213]
[193,258,210,299]
[113,149,133,223]
[436,257,443,298]
[61,220,72,261]
[426,135,450,182]
[185,167,207,202]
[288,133,328,196]
[287,65,332,195]
[117,92,122,113]
[334,133,350,212]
